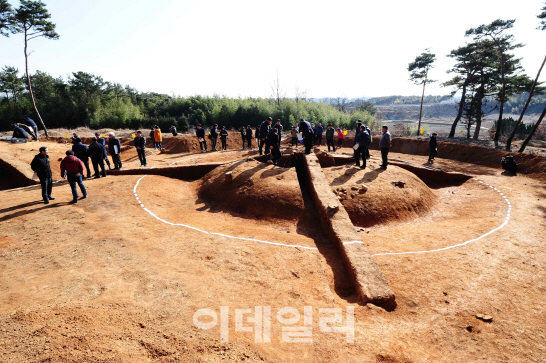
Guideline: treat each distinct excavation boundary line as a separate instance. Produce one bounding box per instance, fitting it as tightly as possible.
[132,156,512,256]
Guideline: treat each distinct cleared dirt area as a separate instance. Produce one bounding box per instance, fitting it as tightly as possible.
[0,136,545,362]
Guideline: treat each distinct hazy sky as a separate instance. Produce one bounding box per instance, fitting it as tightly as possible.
[1,0,545,99]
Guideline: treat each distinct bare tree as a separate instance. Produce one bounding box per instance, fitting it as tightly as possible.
[294,86,307,103]
[335,96,348,112]
[270,70,284,106]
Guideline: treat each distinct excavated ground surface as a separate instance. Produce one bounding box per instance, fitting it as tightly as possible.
[0,139,545,362]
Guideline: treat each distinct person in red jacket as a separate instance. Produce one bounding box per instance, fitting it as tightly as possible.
[60,150,88,203]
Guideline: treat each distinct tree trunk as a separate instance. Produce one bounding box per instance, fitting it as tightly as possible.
[449,77,468,138]
[519,105,546,153]
[473,83,484,140]
[506,54,546,150]
[24,27,48,137]
[493,51,506,144]
[417,75,426,136]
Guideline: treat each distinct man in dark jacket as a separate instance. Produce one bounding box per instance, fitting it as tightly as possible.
[23,117,38,140]
[428,133,438,163]
[134,130,147,167]
[354,126,370,169]
[273,119,283,148]
[30,147,55,203]
[315,123,324,146]
[196,125,208,152]
[210,124,219,151]
[220,126,229,150]
[108,132,122,170]
[245,125,253,150]
[88,137,107,178]
[268,128,282,165]
[60,150,87,203]
[72,137,92,178]
[95,132,112,170]
[326,124,336,152]
[240,127,246,150]
[379,126,392,169]
[10,123,29,139]
[298,119,314,154]
[259,117,273,155]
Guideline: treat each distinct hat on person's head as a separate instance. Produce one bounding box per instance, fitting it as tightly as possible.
[267,117,273,121]
[108,132,115,136]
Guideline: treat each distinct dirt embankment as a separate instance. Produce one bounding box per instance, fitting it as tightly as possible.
[198,160,304,220]
[326,136,546,179]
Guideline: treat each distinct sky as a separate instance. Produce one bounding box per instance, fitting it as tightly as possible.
[1,0,545,99]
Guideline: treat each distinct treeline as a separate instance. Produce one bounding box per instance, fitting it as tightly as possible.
[368,95,452,106]
[0,70,374,132]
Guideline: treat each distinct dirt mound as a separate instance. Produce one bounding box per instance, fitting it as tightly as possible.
[324,165,436,227]
[198,159,304,220]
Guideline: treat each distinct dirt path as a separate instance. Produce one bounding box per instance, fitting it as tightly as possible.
[0,141,545,362]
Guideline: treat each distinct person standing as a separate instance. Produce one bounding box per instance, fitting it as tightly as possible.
[60,150,87,204]
[356,119,363,132]
[379,126,392,169]
[298,119,314,154]
[428,133,438,163]
[196,124,208,152]
[337,128,344,149]
[268,128,282,165]
[88,137,107,178]
[95,132,112,170]
[315,123,324,146]
[365,125,372,160]
[325,124,336,152]
[259,117,273,155]
[154,126,163,151]
[291,126,298,147]
[255,125,260,146]
[72,137,92,179]
[108,132,122,170]
[220,126,229,150]
[240,127,246,150]
[134,130,147,167]
[245,125,253,150]
[23,117,38,140]
[149,127,156,149]
[30,146,54,204]
[273,119,283,148]
[210,124,219,151]
[354,126,370,169]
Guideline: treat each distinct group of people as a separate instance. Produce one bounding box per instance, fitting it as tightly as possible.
[30,132,125,204]
[8,117,40,141]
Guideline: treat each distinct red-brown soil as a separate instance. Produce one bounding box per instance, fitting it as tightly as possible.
[1,137,546,362]
[323,161,436,228]
[198,160,304,220]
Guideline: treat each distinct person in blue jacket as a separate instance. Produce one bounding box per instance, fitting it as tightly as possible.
[315,123,324,146]
[95,132,112,170]
[353,125,370,169]
[23,117,38,140]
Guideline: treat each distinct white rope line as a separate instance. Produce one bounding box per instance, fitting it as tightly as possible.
[132,156,512,256]
[133,175,317,250]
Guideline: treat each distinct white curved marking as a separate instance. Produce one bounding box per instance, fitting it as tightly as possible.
[134,175,317,250]
[133,156,512,256]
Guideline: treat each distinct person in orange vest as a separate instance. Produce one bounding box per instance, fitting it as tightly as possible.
[154,126,163,151]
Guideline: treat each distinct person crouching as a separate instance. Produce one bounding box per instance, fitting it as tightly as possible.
[60,150,87,203]
[268,128,282,165]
